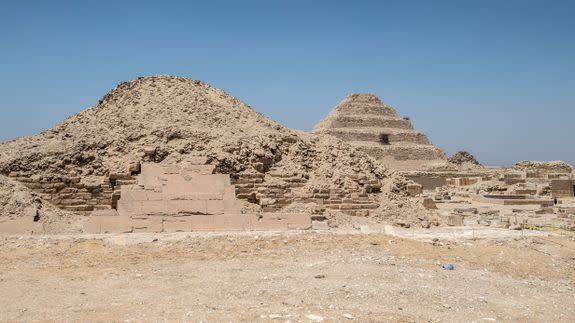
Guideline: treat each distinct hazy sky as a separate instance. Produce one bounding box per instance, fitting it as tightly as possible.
[1,0,573,166]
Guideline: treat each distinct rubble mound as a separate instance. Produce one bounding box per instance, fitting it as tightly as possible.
[0,175,80,233]
[312,93,446,171]
[514,161,572,173]
[449,151,481,166]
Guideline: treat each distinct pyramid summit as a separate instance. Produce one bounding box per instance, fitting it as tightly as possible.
[313,93,446,171]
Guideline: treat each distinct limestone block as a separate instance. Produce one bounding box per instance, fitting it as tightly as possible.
[190,214,216,231]
[173,200,207,214]
[212,214,252,231]
[251,214,289,231]
[126,189,149,201]
[285,213,312,230]
[82,218,102,234]
[422,198,438,210]
[91,209,119,217]
[206,200,225,215]
[162,217,192,233]
[145,192,163,201]
[23,183,43,189]
[183,165,215,175]
[443,214,464,226]
[109,173,133,180]
[312,221,330,230]
[140,200,168,215]
[407,184,423,196]
[131,217,163,233]
[83,215,132,234]
[93,205,112,210]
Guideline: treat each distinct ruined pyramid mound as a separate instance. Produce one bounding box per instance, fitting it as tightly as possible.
[449,151,481,166]
[0,76,437,224]
[313,94,446,171]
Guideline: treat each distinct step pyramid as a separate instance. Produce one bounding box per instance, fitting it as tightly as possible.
[313,94,446,171]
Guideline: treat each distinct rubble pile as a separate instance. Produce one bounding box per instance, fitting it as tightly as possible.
[514,161,573,173]
[448,151,481,166]
[0,175,81,233]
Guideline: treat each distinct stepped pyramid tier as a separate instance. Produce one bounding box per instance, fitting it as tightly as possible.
[313,94,446,171]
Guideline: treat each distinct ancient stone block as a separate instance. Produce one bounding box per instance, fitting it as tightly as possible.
[284,213,312,230]
[163,217,192,233]
[251,214,289,231]
[131,217,163,233]
[83,215,132,234]
[312,221,330,230]
[422,198,438,210]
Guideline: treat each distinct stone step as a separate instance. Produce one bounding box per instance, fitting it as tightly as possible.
[320,127,430,145]
[335,103,398,117]
[356,144,446,161]
[324,115,414,130]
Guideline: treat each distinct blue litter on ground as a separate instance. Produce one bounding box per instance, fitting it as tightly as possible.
[442,264,456,270]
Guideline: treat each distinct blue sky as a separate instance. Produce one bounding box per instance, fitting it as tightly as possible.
[1,0,573,166]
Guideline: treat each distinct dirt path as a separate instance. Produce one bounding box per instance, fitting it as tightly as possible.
[1,231,574,322]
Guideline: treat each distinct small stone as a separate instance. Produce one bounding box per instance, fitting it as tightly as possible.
[306,314,324,322]
[343,313,354,320]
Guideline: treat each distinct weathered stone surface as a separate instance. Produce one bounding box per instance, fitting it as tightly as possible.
[0,217,44,234]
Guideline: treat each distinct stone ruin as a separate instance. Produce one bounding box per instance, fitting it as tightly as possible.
[313,94,446,171]
[84,157,316,233]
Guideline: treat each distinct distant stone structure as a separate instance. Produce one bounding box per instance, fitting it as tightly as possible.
[449,151,481,166]
[313,94,446,171]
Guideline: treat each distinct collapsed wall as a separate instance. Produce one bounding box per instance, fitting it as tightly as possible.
[0,76,433,231]
[313,94,446,171]
[0,175,80,234]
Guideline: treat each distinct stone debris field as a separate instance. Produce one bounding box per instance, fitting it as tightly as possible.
[0,76,574,322]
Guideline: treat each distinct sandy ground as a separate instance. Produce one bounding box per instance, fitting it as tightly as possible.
[1,229,574,322]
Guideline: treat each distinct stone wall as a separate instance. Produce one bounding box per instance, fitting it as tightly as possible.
[6,172,117,215]
[446,177,482,187]
[550,179,574,198]
[84,213,314,234]
[232,168,381,216]
[7,159,383,221]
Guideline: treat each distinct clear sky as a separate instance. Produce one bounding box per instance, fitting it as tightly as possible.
[1,0,573,166]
